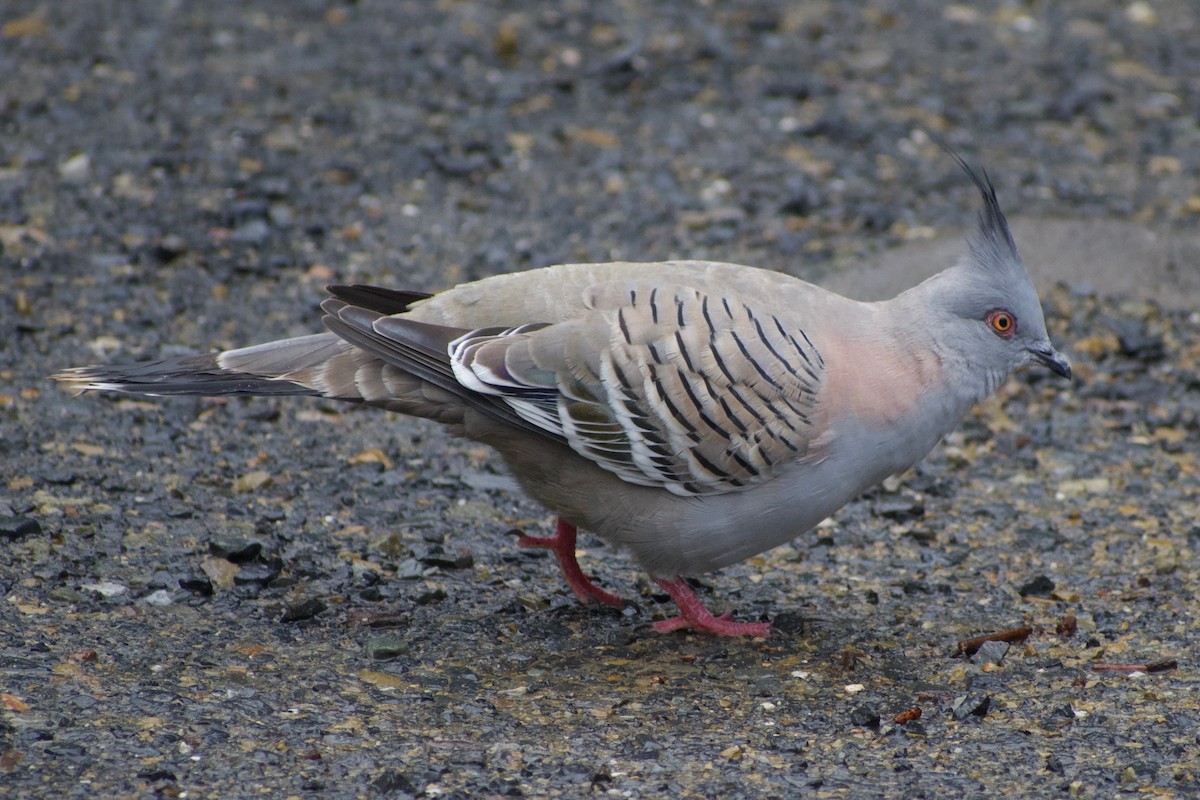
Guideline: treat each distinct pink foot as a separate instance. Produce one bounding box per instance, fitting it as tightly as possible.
[518,519,625,608]
[652,577,772,637]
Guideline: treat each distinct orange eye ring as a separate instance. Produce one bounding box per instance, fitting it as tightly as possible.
[986,309,1016,338]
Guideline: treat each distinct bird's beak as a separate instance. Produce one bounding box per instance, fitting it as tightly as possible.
[1028,344,1072,380]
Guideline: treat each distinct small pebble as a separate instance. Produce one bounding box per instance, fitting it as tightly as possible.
[280,598,326,623]
[419,546,475,569]
[395,559,425,580]
[208,537,264,562]
[143,589,175,607]
[849,704,881,729]
[234,470,272,493]
[952,692,991,720]
[58,153,91,182]
[178,575,214,596]
[365,636,408,661]
[233,559,282,586]
[81,581,129,598]
[972,640,1010,665]
[1019,575,1055,597]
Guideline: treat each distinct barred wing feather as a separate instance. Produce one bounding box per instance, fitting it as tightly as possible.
[451,282,826,496]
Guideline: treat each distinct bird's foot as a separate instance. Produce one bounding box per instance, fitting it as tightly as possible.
[517,519,625,608]
[652,577,771,637]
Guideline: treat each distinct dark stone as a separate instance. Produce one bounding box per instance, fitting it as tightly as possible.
[849,704,881,729]
[1018,575,1055,597]
[279,598,326,623]
[1015,525,1065,552]
[596,46,646,93]
[370,769,419,795]
[244,405,282,422]
[858,203,898,231]
[1105,317,1166,362]
[178,575,214,596]
[43,741,89,757]
[233,558,283,586]
[425,141,497,177]
[39,469,77,485]
[256,177,292,199]
[137,769,178,782]
[771,611,806,634]
[208,538,263,563]
[905,527,938,543]
[631,735,664,759]
[152,234,187,263]
[0,515,42,540]
[874,496,925,521]
[1043,704,1076,731]
[779,177,825,216]
[415,587,448,606]
[419,546,475,569]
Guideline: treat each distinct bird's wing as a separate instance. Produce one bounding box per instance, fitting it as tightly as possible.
[449,280,827,496]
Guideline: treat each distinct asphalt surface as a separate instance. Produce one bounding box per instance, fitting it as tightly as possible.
[3,2,1199,798]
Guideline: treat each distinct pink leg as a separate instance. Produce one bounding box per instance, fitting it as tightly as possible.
[652,577,772,637]
[518,519,625,608]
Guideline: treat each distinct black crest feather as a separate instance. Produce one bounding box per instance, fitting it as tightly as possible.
[927,136,1023,273]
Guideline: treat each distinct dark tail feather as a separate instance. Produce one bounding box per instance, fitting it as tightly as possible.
[53,353,321,397]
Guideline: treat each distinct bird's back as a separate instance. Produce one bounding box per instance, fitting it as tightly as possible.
[403,260,842,328]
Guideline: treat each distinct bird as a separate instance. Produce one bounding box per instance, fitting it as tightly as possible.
[55,155,1071,637]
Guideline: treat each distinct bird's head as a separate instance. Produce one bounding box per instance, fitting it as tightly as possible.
[928,156,1071,384]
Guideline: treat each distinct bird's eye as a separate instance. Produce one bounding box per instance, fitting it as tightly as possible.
[986,309,1016,338]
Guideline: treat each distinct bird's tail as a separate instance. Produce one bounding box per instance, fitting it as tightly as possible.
[53,285,499,430]
[53,333,346,399]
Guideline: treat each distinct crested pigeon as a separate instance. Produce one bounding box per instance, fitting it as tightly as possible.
[56,158,1070,636]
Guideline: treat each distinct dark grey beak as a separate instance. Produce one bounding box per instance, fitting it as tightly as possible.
[1028,344,1072,380]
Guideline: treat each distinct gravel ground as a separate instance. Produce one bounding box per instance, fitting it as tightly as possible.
[3,1,1199,798]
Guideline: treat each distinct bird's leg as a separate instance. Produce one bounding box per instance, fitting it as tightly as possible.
[652,577,772,637]
[517,519,625,608]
